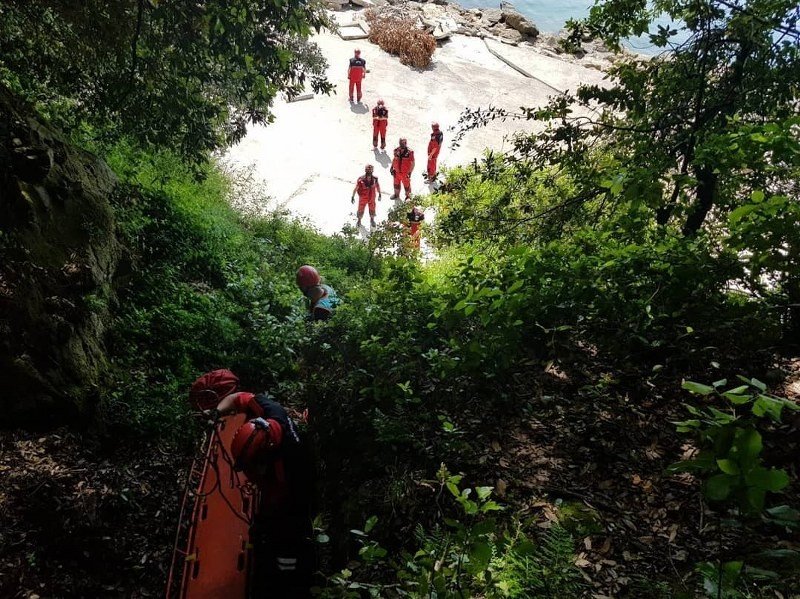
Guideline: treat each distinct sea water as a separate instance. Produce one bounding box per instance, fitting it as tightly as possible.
[455,0,687,55]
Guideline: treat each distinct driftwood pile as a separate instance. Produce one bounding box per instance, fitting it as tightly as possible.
[365,9,437,68]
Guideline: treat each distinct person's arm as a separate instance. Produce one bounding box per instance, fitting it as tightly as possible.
[376,178,381,199]
[216,391,248,415]
[307,286,325,304]
[352,180,359,203]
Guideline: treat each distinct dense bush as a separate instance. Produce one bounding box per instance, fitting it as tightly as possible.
[103,144,373,438]
[365,11,437,68]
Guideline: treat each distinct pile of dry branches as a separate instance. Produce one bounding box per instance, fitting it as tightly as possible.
[365,11,437,69]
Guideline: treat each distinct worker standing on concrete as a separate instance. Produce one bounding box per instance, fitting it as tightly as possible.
[351,164,381,228]
[372,99,388,150]
[424,122,444,182]
[347,48,366,103]
[407,205,425,250]
[390,138,415,200]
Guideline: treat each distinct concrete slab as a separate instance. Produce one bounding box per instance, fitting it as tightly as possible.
[339,24,369,40]
[484,37,609,94]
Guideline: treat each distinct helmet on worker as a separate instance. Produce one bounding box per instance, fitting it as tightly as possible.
[296,265,321,291]
[188,369,240,410]
[231,418,282,471]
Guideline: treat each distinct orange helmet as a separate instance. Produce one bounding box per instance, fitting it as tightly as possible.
[231,418,283,471]
[188,369,239,410]
[296,265,321,291]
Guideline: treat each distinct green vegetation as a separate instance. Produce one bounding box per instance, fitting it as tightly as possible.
[1,0,798,597]
[103,144,373,439]
[0,0,332,163]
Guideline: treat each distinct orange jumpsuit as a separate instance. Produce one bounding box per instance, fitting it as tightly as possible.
[427,129,443,179]
[407,206,424,249]
[354,174,380,218]
[391,146,415,199]
[348,57,366,102]
[372,106,388,149]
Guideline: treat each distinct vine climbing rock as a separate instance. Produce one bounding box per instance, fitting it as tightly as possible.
[0,86,122,426]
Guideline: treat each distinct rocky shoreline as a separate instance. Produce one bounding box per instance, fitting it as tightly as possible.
[326,0,630,71]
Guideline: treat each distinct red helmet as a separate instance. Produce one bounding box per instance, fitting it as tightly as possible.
[189,369,239,410]
[377,99,385,106]
[296,265,321,291]
[231,418,283,471]
[432,122,440,130]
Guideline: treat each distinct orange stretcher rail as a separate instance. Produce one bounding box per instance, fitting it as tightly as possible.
[166,415,258,599]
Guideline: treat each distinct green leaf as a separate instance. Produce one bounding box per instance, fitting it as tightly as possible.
[734,429,762,459]
[746,486,766,512]
[716,459,740,475]
[751,189,765,202]
[753,395,785,421]
[365,515,378,533]
[475,486,493,500]
[705,473,733,500]
[682,380,715,395]
[673,419,701,432]
[746,467,790,492]
[468,541,492,573]
[750,378,767,391]
[481,501,504,513]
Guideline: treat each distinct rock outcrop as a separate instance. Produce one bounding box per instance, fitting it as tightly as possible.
[0,86,122,426]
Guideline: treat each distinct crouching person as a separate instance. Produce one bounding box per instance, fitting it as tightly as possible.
[216,391,314,597]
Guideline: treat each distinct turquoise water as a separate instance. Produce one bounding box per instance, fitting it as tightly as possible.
[455,0,686,54]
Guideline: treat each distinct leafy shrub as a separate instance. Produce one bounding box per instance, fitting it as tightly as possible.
[365,11,437,69]
[669,376,798,515]
[316,470,583,598]
[103,145,372,438]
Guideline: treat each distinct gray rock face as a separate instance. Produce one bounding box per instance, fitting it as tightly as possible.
[0,86,122,426]
[502,9,539,38]
[481,8,503,25]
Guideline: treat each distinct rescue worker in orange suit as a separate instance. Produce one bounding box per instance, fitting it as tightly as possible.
[425,122,444,182]
[347,48,366,103]
[372,99,388,150]
[214,389,313,598]
[390,138,415,200]
[407,205,425,250]
[351,164,381,228]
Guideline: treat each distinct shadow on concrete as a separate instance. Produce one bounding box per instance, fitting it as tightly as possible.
[349,101,369,114]
[373,148,391,168]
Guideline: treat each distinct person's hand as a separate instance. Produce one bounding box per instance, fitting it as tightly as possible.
[202,408,220,426]
[351,196,355,204]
